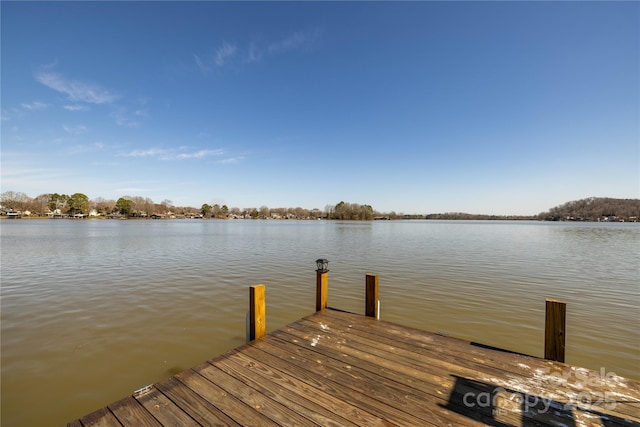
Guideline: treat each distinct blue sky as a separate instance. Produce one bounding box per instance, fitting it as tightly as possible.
[2,1,638,215]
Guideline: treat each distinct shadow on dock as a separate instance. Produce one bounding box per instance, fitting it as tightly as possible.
[443,374,636,427]
[67,269,640,426]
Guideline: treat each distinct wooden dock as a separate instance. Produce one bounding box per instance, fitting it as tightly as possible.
[68,271,640,426]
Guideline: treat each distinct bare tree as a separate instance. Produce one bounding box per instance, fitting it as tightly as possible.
[161,199,173,214]
[92,197,116,215]
[229,206,241,218]
[1,191,31,211]
[212,204,221,218]
[32,193,51,215]
[259,205,270,219]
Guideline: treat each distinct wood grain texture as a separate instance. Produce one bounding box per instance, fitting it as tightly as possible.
[68,308,640,426]
[365,273,379,319]
[249,284,266,341]
[544,299,566,362]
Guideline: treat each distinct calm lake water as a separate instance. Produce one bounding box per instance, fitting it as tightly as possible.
[1,219,639,426]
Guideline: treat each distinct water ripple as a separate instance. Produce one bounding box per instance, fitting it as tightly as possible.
[1,219,638,426]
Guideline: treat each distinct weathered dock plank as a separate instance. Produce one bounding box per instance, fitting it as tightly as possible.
[248,338,432,425]
[263,332,485,427]
[210,349,365,427]
[294,310,640,426]
[188,363,316,426]
[267,328,488,426]
[108,396,162,427]
[314,309,640,422]
[134,387,200,426]
[68,308,640,427]
[153,376,240,426]
[77,406,121,427]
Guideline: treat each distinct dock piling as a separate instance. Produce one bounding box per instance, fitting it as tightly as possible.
[544,298,566,362]
[248,284,266,341]
[365,273,379,319]
[69,273,640,427]
[315,259,329,311]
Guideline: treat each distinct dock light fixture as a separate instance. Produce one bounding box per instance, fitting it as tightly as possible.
[316,258,329,273]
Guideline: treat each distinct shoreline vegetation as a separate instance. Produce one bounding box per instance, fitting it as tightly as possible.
[0,192,638,222]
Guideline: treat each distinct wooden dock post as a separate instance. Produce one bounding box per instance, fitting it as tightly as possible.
[544,298,566,362]
[69,282,640,427]
[316,270,328,311]
[365,273,379,319]
[315,259,329,311]
[248,284,266,341]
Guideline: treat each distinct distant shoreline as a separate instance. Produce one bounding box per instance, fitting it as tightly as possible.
[1,196,638,222]
[1,215,636,223]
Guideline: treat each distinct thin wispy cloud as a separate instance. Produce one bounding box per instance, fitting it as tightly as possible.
[124,148,168,158]
[215,42,236,66]
[35,71,118,104]
[267,28,322,55]
[248,28,323,63]
[122,147,224,161]
[21,101,49,111]
[195,28,322,71]
[66,142,104,155]
[194,54,210,74]
[64,104,89,111]
[62,124,88,134]
[1,164,76,190]
[247,43,263,63]
[110,110,141,127]
[216,156,245,164]
[110,103,149,127]
[177,149,224,159]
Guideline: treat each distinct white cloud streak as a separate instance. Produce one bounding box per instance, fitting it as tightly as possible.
[0,164,76,191]
[177,149,224,159]
[21,101,49,111]
[215,42,237,66]
[125,148,168,158]
[267,28,322,55]
[109,106,148,127]
[110,110,141,127]
[247,43,263,63]
[195,29,321,70]
[122,147,225,161]
[216,156,245,164]
[62,124,88,134]
[64,105,89,111]
[66,142,104,155]
[194,54,209,74]
[35,71,118,104]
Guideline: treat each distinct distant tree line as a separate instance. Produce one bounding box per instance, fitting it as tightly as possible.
[425,213,536,220]
[326,201,375,220]
[0,191,377,221]
[537,197,640,222]
[2,191,637,222]
[424,198,640,222]
[0,191,179,217]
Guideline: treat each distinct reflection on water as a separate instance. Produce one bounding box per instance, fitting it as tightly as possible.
[1,219,638,426]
